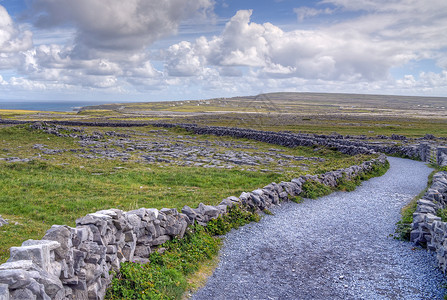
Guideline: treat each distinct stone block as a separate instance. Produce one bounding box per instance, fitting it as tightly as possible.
[0,284,9,300]
[8,242,58,274]
[425,213,441,223]
[151,235,171,246]
[126,213,142,230]
[146,208,159,220]
[160,208,178,216]
[0,269,33,289]
[197,203,219,218]
[182,206,198,222]
[10,288,37,300]
[121,244,135,262]
[410,230,421,243]
[0,260,34,271]
[95,209,120,219]
[42,226,72,260]
[76,214,110,228]
[71,226,93,247]
[134,245,151,258]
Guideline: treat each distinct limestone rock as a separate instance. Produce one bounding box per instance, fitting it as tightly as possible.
[0,216,7,227]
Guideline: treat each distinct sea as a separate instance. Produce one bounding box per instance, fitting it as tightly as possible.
[0,100,118,112]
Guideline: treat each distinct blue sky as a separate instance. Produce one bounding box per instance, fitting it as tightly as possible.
[0,0,446,102]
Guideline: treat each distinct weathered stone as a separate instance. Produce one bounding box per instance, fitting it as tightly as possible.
[71,226,93,247]
[125,213,142,230]
[0,260,34,271]
[121,244,135,262]
[10,288,37,300]
[95,209,121,219]
[0,216,8,227]
[8,241,59,274]
[133,257,150,264]
[86,225,106,246]
[197,203,219,218]
[72,249,86,274]
[0,283,9,300]
[425,213,441,223]
[151,235,171,246]
[417,199,437,208]
[0,269,33,289]
[42,226,72,260]
[181,205,198,223]
[76,214,110,228]
[160,208,178,216]
[134,246,151,258]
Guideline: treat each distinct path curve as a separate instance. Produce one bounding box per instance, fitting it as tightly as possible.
[193,157,446,300]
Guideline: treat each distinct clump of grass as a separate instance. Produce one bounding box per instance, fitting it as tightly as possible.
[336,175,361,192]
[301,159,390,199]
[437,208,447,222]
[291,196,303,203]
[395,170,436,240]
[204,205,260,236]
[301,180,332,199]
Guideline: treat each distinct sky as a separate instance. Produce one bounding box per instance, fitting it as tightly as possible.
[0,0,446,102]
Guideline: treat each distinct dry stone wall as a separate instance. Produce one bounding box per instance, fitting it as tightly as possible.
[411,171,447,272]
[0,153,387,300]
[0,120,443,161]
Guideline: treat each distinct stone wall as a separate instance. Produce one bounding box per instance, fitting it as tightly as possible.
[0,154,387,300]
[411,171,447,272]
[0,120,442,161]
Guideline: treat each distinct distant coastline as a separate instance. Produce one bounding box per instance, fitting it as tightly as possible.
[0,100,116,112]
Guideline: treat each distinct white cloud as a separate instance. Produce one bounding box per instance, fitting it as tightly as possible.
[294,7,334,22]
[2,0,447,99]
[31,0,214,58]
[0,5,33,53]
[164,10,402,81]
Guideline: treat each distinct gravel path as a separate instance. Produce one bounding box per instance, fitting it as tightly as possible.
[192,157,447,300]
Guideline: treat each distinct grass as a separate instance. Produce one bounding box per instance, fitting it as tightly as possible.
[395,169,436,240]
[105,158,389,300]
[301,159,390,199]
[0,124,374,263]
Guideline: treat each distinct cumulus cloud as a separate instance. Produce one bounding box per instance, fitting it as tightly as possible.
[0,5,33,53]
[30,0,213,58]
[2,0,447,99]
[164,10,401,81]
[165,0,447,88]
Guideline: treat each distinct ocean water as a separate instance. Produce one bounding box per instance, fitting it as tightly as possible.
[0,101,116,112]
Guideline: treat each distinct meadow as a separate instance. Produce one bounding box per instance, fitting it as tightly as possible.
[0,92,445,298]
[0,122,373,264]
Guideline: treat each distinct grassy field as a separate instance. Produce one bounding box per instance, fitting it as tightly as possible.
[0,123,374,263]
[1,93,442,298]
[2,92,446,137]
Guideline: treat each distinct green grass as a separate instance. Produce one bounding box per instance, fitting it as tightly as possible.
[301,159,390,199]
[0,124,374,263]
[0,121,390,300]
[106,225,220,300]
[395,169,436,240]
